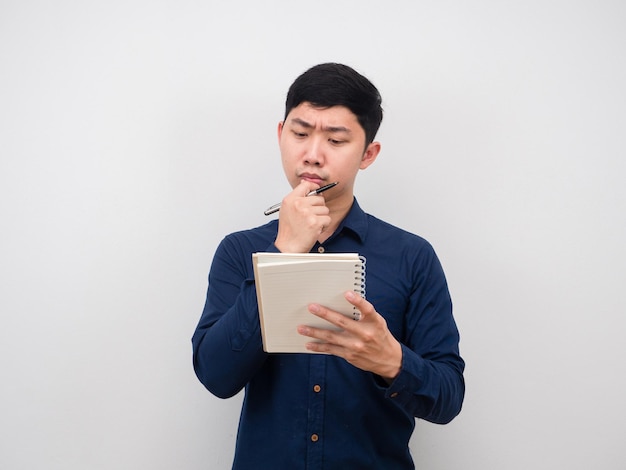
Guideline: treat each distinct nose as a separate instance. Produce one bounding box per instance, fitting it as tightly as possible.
[303,138,324,166]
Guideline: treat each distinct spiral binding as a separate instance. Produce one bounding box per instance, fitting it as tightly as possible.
[352,256,367,321]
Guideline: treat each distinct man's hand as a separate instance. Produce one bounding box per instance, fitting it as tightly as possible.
[297,291,402,382]
[274,180,332,253]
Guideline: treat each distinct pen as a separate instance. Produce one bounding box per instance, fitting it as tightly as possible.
[263,182,339,216]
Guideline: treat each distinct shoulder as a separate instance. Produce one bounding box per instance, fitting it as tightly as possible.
[361,212,444,275]
[210,220,278,275]
[347,200,433,252]
[365,213,433,250]
[219,220,278,253]
[362,214,450,294]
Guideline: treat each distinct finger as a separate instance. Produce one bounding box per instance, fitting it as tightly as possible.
[297,323,338,342]
[345,291,371,321]
[304,339,339,355]
[296,179,320,196]
[307,303,358,331]
[297,322,346,355]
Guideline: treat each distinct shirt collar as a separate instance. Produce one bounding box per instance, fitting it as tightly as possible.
[335,198,368,243]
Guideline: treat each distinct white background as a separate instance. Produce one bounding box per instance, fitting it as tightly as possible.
[1,1,625,469]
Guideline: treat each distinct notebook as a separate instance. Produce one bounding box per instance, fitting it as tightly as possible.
[252,252,366,353]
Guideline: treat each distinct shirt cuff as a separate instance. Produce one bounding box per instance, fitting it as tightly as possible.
[376,344,425,400]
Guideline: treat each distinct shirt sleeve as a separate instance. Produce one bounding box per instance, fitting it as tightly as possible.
[380,245,465,424]
[191,235,277,398]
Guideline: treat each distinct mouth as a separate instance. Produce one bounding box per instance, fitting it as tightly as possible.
[298,173,326,186]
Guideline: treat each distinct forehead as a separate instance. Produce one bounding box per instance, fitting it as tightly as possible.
[286,102,362,133]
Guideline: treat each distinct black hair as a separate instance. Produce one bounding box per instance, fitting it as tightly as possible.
[284,63,383,145]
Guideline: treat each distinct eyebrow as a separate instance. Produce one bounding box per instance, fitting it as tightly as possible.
[290,117,351,134]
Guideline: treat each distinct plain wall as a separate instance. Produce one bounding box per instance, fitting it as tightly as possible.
[1,1,625,468]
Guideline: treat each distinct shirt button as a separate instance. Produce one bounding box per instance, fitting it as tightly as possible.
[390,392,399,398]
[313,384,321,393]
[311,434,319,442]
[317,246,325,253]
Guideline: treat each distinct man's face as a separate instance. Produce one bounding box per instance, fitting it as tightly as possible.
[277,102,379,207]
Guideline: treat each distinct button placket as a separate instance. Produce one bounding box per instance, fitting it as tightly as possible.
[306,356,326,465]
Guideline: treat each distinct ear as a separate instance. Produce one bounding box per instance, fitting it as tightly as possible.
[277,121,284,142]
[359,141,381,170]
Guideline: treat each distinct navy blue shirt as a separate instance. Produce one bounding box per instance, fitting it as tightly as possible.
[192,199,464,469]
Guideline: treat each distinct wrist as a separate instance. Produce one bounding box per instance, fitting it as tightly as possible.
[379,341,403,383]
[274,236,312,254]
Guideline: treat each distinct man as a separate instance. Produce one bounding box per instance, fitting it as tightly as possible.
[192,63,465,469]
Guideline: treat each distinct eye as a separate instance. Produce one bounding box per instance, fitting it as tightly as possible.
[329,138,345,145]
[292,130,307,138]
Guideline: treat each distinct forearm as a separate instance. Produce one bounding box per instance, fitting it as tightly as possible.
[192,278,267,398]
